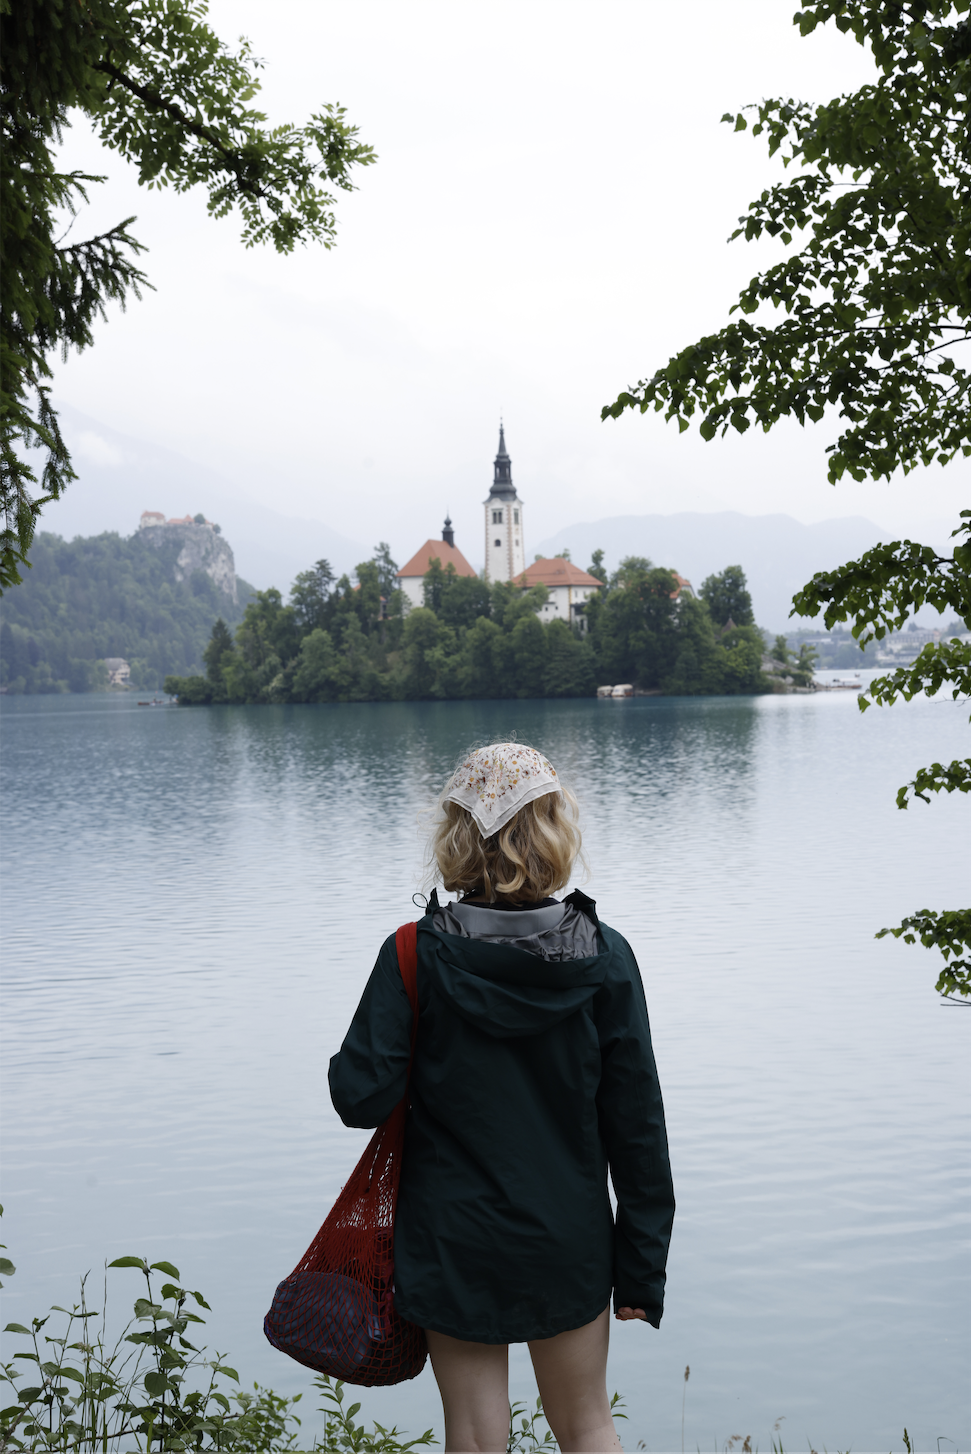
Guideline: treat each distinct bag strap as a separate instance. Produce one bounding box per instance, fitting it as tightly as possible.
[395,921,420,1057]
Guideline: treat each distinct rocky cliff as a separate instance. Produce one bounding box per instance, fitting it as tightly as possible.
[140,522,237,604]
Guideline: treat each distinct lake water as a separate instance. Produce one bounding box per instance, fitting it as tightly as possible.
[1,689,968,1453]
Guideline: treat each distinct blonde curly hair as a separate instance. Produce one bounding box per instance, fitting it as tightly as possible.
[432,782,582,902]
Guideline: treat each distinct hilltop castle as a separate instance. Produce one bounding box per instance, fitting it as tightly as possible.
[137,511,238,602]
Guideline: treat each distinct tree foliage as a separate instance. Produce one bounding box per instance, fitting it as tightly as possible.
[601,0,969,488]
[587,548,608,585]
[290,559,336,635]
[600,0,969,1001]
[875,908,970,1002]
[700,564,755,628]
[0,0,375,590]
[165,552,773,705]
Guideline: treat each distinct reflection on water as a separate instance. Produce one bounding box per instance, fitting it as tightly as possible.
[1,692,968,1451]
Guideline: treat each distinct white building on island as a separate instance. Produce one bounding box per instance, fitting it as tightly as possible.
[516,558,602,634]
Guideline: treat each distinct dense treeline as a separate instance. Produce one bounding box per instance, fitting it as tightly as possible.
[164,547,773,704]
[0,532,255,693]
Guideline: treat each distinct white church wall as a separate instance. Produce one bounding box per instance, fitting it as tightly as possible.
[398,576,425,611]
[484,498,526,583]
[533,583,597,630]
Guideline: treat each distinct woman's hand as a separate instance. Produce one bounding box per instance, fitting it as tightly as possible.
[615,1306,647,1321]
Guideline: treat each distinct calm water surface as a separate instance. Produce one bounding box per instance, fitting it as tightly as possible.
[1,690,968,1451]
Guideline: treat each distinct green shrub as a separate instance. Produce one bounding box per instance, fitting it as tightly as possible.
[0,1221,622,1452]
[1,1255,306,1452]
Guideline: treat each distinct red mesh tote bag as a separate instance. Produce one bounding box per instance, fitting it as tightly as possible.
[264,922,428,1386]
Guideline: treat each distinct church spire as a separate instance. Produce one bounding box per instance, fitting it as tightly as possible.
[490,420,516,497]
[483,418,525,583]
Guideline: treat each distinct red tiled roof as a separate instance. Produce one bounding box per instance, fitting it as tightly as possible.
[397,540,477,579]
[516,560,694,598]
[515,558,602,589]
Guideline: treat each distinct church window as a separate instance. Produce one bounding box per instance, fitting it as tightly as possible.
[494,539,502,548]
[513,510,519,524]
[492,509,503,524]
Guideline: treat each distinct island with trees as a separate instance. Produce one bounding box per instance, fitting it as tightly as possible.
[162,547,784,704]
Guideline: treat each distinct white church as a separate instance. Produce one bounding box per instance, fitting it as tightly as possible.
[396,424,606,632]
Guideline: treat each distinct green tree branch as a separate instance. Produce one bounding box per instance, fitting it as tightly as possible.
[876,908,971,1001]
[1,0,375,591]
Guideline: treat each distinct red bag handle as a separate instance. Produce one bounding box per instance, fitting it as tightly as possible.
[395,921,419,1057]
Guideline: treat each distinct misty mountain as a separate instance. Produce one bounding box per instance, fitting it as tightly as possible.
[41,403,369,591]
[532,512,946,631]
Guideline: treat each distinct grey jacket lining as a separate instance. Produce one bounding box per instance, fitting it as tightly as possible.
[432,899,599,962]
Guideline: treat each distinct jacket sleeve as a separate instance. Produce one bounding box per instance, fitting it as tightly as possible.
[328,933,413,1128]
[593,930,675,1328]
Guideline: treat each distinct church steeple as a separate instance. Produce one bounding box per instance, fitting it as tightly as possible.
[489,421,516,498]
[442,512,454,547]
[483,420,525,583]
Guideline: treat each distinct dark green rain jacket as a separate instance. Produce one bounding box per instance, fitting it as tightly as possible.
[328,891,674,1344]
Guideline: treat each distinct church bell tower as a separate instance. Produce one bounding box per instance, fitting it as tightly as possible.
[483,423,525,583]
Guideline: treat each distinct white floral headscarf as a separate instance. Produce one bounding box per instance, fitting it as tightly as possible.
[443,743,561,838]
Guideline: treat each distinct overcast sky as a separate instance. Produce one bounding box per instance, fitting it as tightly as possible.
[51,0,967,567]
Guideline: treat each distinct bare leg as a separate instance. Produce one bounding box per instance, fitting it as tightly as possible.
[425,1328,510,1454]
[528,1307,621,1453]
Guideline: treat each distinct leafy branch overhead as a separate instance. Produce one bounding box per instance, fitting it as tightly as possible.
[790,512,970,646]
[0,0,375,591]
[601,1,969,487]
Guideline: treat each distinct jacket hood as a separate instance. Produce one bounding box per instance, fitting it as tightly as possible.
[418,907,609,1040]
